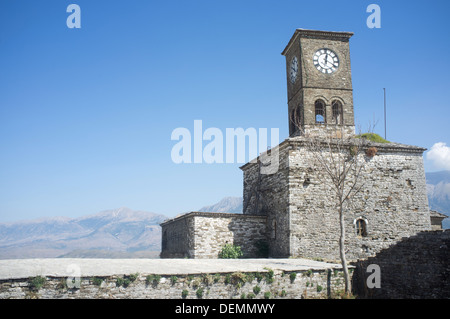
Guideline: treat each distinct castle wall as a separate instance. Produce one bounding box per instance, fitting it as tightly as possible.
[287,139,431,261]
[160,214,195,258]
[353,230,450,299]
[0,267,349,299]
[161,213,267,259]
[241,144,291,257]
[241,138,431,261]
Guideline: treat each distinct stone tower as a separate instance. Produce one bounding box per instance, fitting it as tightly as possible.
[241,29,431,261]
[161,28,432,261]
[281,29,355,137]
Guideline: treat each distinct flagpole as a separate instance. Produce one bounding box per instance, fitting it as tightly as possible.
[383,88,386,140]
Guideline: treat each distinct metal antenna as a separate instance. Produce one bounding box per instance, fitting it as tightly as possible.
[383,88,387,140]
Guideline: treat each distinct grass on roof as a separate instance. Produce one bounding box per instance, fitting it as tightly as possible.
[356,133,390,143]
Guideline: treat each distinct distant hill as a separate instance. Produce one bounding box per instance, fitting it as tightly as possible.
[1,178,446,260]
[0,208,166,259]
[197,196,243,214]
[426,170,450,229]
[0,199,244,260]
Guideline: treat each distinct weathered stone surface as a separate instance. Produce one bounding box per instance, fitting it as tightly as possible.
[353,230,450,299]
[0,258,350,299]
[157,28,444,298]
[242,137,431,261]
[282,29,355,138]
[161,213,266,259]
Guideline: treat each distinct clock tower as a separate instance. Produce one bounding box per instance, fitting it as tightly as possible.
[282,29,355,137]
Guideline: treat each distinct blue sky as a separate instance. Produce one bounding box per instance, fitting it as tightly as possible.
[0,0,449,222]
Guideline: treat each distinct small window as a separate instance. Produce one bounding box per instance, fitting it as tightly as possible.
[315,100,326,124]
[271,219,277,240]
[355,219,368,237]
[332,100,343,125]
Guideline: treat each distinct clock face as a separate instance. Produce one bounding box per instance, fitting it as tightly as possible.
[290,56,298,83]
[313,49,339,74]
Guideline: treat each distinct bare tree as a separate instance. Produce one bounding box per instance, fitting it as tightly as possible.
[290,114,373,295]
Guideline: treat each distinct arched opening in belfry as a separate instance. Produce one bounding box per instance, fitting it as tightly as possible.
[315,100,326,124]
[332,100,343,125]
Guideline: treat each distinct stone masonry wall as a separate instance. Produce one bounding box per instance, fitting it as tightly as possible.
[241,137,431,261]
[241,143,291,257]
[353,230,450,299]
[160,214,195,258]
[288,138,431,261]
[161,213,267,259]
[0,268,349,299]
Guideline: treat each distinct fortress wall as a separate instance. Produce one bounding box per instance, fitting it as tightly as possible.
[288,140,431,261]
[0,267,348,299]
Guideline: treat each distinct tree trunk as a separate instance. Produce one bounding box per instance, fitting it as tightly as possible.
[339,205,351,294]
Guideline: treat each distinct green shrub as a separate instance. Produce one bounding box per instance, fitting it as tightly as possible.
[247,293,255,299]
[128,273,139,282]
[191,278,201,289]
[202,274,213,286]
[218,244,243,259]
[264,268,274,284]
[246,272,255,283]
[255,272,263,282]
[91,277,103,286]
[317,285,323,293]
[280,290,287,297]
[146,274,161,286]
[264,291,271,299]
[231,272,247,288]
[122,278,131,288]
[181,289,189,299]
[253,285,261,295]
[170,276,178,285]
[224,274,232,285]
[196,287,204,299]
[116,277,124,287]
[28,276,46,291]
[213,273,221,283]
[289,272,297,283]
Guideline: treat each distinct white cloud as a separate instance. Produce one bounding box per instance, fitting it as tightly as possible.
[426,142,450,171]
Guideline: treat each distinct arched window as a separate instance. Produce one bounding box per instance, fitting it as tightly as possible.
[290,105,303,135]
[332,100,343,125]
[315,100,326,124]
[355,218,368,237]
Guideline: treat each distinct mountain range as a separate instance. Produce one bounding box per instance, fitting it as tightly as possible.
[426,170,450,229]
[0,208,167,259]
[0,170,448,259]
[0,198,243,259]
